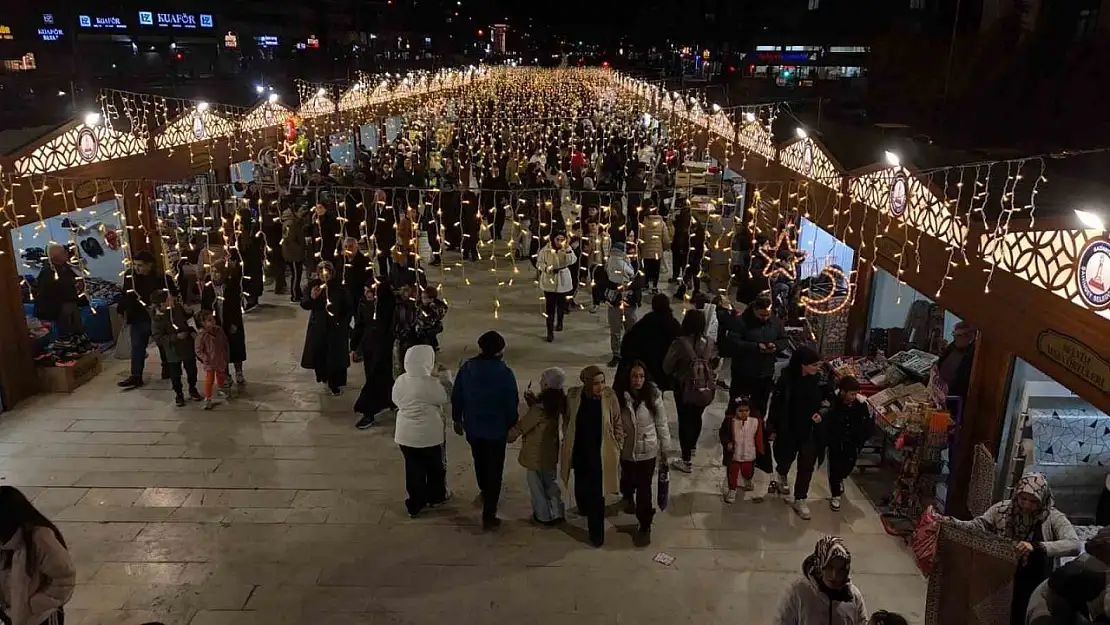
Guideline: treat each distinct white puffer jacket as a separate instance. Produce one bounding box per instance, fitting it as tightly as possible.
[774,576,868,625]
[537,245,577,293]
[392,345,449,448]
[618,389,672,462]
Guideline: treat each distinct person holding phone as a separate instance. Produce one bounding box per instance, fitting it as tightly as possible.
[300,261,352,395]
[767,347,832,521]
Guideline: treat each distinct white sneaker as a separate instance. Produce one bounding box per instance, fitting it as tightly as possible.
[671,458,692,473]
[793,499,812,520]
[724,489,737,504]
[777,476,791,495]
[830,496,842,511]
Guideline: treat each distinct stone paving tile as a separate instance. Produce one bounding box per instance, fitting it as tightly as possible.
[0,257,928,624]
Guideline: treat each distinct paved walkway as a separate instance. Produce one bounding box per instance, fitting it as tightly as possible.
[0,252,927,625]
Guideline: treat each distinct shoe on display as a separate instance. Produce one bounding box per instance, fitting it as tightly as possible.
[724,489,737,504]
[793,499,812,520]
[830,496,842,511]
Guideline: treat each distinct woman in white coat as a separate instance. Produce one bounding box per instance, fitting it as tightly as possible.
[776,536,868,625]
[537,232,577,342]
[392,345,452,518]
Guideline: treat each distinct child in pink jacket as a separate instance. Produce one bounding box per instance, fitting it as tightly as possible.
[194,310,229,410]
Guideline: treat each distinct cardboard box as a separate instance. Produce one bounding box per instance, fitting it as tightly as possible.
[38,352,102,393]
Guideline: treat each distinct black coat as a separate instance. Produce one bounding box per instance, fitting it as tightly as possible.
[119,270,168,325]
[342,251,371,302]
[300,279,351,385]
[200,278,247,363]
[723,307,788,380]
[768,371,833,447]
[352,288,396,416]
[822,395,874,453]
[33,262,81,321]
[620,311,682,391]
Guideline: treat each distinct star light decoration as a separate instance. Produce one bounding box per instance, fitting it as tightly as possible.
[759,225,808,281]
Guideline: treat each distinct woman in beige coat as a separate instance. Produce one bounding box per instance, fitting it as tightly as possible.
[0,487,75,625]
[638,204,670,293]
[509,368,568,526]
[561,365,624,547]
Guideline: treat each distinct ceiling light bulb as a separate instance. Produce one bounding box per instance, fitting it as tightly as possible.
[1075,209,1106,231]
[712,103,721,113]
[744,112,756,123]
[84,112,101,126]
[796,127,807,139]
[885,150,901,168]
[197,101,209,111]
[317,88,326,96]
[268,93,279,103]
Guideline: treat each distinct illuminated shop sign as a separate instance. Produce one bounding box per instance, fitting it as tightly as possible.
[0,25,13,40]
[224,31,237,48]
[38,28,65,41]
[43,14,55,25]
[306,35,319,49]
[748,51,816,62]
[79,15,127,29]
[255,35,278,47]
[137,11,214,28]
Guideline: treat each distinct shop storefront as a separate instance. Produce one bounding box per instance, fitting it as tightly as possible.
[740,45,869,86]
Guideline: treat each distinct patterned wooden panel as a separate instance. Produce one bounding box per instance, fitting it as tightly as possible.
[338,85,372,112]
[298,94,336,118]
[847,167,966,248]
[779,138,840,189]
[736,121,775,160]
[153,110,238,150]
[240,102,293,132]
[981,228,1110,320]
[708,111,735,144]
[13,123,146,176]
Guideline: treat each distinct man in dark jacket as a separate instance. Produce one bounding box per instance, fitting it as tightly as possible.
[341,237,371,322]
[452,331,519,531]
[34,244,84,337]
[723,296,788,415]
[118,250,166,389]
[822,376,873,512]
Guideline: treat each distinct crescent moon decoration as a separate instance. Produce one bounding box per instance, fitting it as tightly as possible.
[800,265,855,316]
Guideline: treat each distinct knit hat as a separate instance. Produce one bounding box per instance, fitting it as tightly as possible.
[477,330,506,356]
[540,367,566,391]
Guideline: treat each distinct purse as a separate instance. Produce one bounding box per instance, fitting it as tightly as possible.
[657,462,670,511]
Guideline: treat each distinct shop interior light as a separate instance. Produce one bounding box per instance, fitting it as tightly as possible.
[1075,209,1106,231]
[267,93,279,103]
[885,150,901,168]
[197,101,209,111]
[84,112,101,126]
[796,127,807,139]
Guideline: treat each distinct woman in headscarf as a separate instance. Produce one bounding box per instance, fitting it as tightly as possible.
[561,365,624,548]
[946,473,1079,625]
[300,260,351,395]
[775,535,868,625]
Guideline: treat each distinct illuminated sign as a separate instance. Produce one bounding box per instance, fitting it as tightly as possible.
[138,12,213,28]
[42,14,54,25]
[255,35,278,47]
[224,31,238,48]
[0,25,12,40]
[295,42,306,50]
[79,15,127,29]
[306,35,319,49]
[749,52,816,62]
[38,28,64,41]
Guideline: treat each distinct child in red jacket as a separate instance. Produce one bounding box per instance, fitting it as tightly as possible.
[719,396,768,503]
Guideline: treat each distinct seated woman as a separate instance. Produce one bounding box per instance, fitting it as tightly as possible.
[946,473,1080,625]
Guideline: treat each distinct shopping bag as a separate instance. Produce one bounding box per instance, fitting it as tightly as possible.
[911,504,942,576]
[113,322,131,360]
[657,463,670,511]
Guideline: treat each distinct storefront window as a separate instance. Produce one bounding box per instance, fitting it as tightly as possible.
[798,217,854,280]
[869,268,961,355]
[997,358,1109,522]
